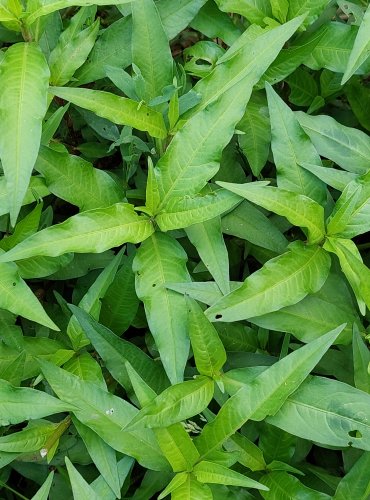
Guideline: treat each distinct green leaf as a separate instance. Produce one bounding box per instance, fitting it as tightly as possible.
[260,471,330,499]
[223,433,266,472]
[132,0,173,101]
[268,376,370,451]
[218,182,325,244]
[134,232,191,384]
[70,305,169,395]
[214,0,272,25]
[0,176,50,218]
[157,0,207,40]
[0,259,58,330]
[100,253,139,335]
[186,217,230,295]
[0,419,62,452]
[345,78,370,132]
[156,189,240,231]
[194,326,342,458]
[172,475,212,500]
[31,471,54,500]
[91,456,134,499]
[237,90,271,176]
[342,5,370,84]
[353,325,370,393]
[205,241,330,323]
[186,297,227,378]
[334,451,370,500]
[0,379,75,426]
[324,237,370,314]
[49,86,167,139]
[65,456,100,500]
[193,460,268,490]
[266,83,326,205]
[0,202,43,252]
[63,352,107,390]
[35,146,123,211]
[39,360,169,471]
[49,12,99,86]
[221,200,288,253]
[295,111,370,174]
[0,42,49,225]
[300,162,357,192]
[72,417,121,499]
[158,472,189,500]
[125,376,214,430]
[0,203,154,263]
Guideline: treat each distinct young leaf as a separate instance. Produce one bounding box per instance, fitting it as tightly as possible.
[70,305,169,394]
[0,203,154,263]
[0,379,76,426]
[131,0,173,101]
[65,456,100,500]
[195,326,342,458]
[205,241,330,323]
[134,232,191,384]
[171,475,212,500]
[217,182,326,244]
[39,360,169,471]
[49,87,167,139]
[266,83,326,205]
[155,189,241,231]
[125,376,214,430]
[0,42,49,225]
[342,5,370,84]
[193,460,268,490]
[187,297,227,378]
[186,217,230,295]
[333,451,370,500]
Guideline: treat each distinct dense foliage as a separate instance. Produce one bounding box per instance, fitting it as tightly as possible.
[0,0,370,498]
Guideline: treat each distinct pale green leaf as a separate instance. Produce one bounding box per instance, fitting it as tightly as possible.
[157,0,207,40]
[31,471,54,500]
[218,182,326,244]
[65,456,100,500]
[334,451,370,500]
[195,326,341,458]
[187,297,227,377]
[287,0,329,26]
[172,475,212,500]
[300,163,358,192]
[156,189,240,231]
[266,83,326,205]
[342,5,370,84]
[193,460,268,490]
[49,86,167,139]
[0,176,50,218]
[205,241,330,323]
[0,379,75,426]
[214,0,272,24]
[134,232,191,384]
[63,352,107,390]
[132,0,173,101]
[158,472,189,500]
[0,203,154,263]
[186,217,230,295]
[260,471,330,499]
[0,202,43,252]
[0,420,61,452]
[0,42,49,225]
[224,433,266,472]
[91,456,134,499]
[295,111,370,174]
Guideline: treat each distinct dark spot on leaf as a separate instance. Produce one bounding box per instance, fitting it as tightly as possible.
[12,282,16,286]
[152,283,156,287]
[348,430,362,438]
[215,314,222,320]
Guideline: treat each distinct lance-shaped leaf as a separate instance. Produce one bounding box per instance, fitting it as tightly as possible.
[193,461,268,490]
[266,83,326,205]
[205,241,330,323]
[0,203,154,263]
[323,237,370,314]
[72,418,121,499]
[132,0,173,101]
[353,325,370,394]
[0,259,58,330]
[39,360,169,471]
[49,87,167,139]
[0,420,65,453]
[217,181,326,244]
[342,5,370,84]
[186,217,230,295]
[195,326,342,458]
[300,162,357,192]
[0,43,49,226]
[295,111,370,174]
[214,0,271,25]
[156,189,240,231]
[35,146,123,211]
[334,451,370,500]
[260,471,330,499]
[187,297,226,378]
[327,171,370,239]
[134,232,191,384]
[31,471,54,500]
[125,376,214,430]
[70,306,169,395]
[0,176,50,218]
[157,0,208,40]
[65,457,100,500]
[267,376,370,451]
[287,0,329,26]
[25,0,134,25]
[0,379,76,426]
